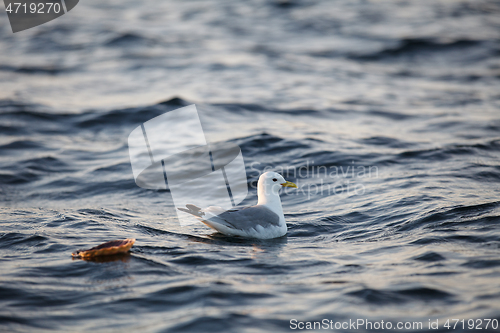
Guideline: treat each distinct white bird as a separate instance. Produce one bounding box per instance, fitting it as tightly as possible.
[178,171,297,239]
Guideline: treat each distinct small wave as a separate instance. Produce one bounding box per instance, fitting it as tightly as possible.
[398,201,500,233]
[363,109,416,121]
[0,140,44,151]
[0,64,73,75]
[360,136,415,148]
[412,252,446,262]
[20,156,70,173]
[288,219,347,238]
[462,259,500,269]
[348,287,454,305]
[235,133,311,158]
[396,139,500,162]
[352,38,482,61]
[0,233,48,250]
[105,33,158,48]
[213,102,322,116]
[0,171,40,185]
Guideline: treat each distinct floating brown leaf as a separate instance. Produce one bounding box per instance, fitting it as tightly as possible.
[71,239,135,258]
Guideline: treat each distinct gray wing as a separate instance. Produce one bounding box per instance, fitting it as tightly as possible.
[208,205,280,231]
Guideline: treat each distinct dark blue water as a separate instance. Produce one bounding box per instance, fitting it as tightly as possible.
[1,1,500,332]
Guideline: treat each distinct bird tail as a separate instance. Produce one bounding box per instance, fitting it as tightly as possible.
[177,204,205,217]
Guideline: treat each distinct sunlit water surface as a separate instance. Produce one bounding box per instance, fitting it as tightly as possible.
[1,0,500,332]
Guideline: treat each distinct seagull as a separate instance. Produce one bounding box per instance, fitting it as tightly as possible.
[178,171,297,239]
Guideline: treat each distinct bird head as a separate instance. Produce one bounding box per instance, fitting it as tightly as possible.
[258,171,297,196]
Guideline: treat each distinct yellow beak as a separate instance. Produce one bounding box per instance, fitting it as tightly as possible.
[281,181,298,188]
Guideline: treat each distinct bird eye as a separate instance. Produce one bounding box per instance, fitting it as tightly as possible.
[272,178,277,182]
